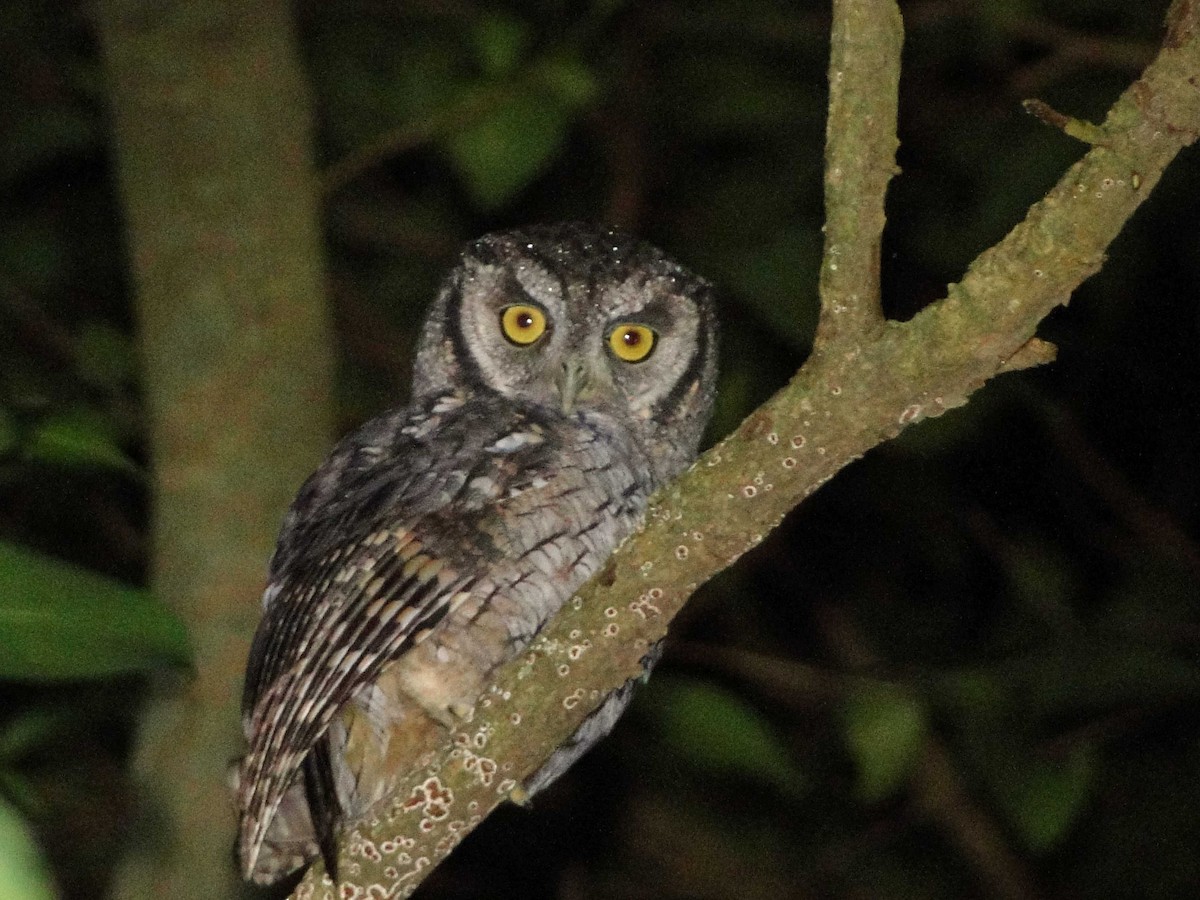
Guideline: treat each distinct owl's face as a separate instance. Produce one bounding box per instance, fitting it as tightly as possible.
[413,224,718,470]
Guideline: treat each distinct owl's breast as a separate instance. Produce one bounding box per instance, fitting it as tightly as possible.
[419,408,655,659]
[332,408,656,815]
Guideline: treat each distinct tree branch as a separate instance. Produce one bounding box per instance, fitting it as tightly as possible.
[815,0,901,346]
[297,2,1200,896]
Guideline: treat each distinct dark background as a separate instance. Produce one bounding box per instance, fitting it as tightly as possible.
[2,0,1199,897]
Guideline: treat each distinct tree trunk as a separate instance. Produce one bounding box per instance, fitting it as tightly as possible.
[96,3,333,896]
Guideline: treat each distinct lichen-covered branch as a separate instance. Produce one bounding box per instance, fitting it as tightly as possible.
[815,0,902,346]
[297,2,1200,896]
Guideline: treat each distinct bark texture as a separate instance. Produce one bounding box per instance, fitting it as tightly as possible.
[97,3,334,897]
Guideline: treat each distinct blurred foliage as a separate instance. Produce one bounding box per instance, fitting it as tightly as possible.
[1,0,1199,897]
[0,541,188,681]
[0,798,55,900]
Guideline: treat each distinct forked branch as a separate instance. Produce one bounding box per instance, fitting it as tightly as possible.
[296,1,1200,896]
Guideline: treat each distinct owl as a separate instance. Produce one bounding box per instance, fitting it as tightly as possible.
[235,222,718,884]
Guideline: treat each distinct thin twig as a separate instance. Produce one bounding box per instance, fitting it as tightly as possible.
[320,84,514,199]
[816,603,1046,900]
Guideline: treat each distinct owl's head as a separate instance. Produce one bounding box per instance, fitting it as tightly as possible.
[414,223,718,466]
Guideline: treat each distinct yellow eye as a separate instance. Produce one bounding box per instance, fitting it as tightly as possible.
[500,305,547,346]
[608,323,656,362]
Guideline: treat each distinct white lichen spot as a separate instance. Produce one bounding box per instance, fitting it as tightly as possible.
[509,712,521,725]
[604,606,618,618]
[563,688,587,709]
[459,749,498,786]
[557,663,571,677]
[766,431,779,445]
[899,404,923,424]
[604,622,620,637]
[782,457,797,469]
[691,530,704,541]
[742,485,758,498]
[817,447,827,456]
[639,561,654,575]
[791,435,807,449]
[831,385,842,396]
[399,776,455,830]
[675,545,689,560]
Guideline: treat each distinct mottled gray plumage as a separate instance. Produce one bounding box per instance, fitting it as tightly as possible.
[235,223,718,883]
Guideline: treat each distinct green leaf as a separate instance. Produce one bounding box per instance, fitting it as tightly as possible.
[997,745,1095,852]
[443,92,570,209]
[842,686,927,802]
[24,407,139,476]
[532,56,599,107]
[0,541,190,681]
[470,15,530,77]
[0,709,74,762]
[725,228,822,350]
[0,800,54,900]
[647,676,805,797]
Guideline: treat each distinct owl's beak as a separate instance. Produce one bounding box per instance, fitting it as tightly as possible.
[556,358,590,414]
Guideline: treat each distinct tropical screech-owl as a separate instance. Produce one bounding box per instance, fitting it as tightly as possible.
[235,222,718,883]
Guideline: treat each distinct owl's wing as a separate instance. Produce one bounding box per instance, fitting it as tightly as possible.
[236,395,547,880]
